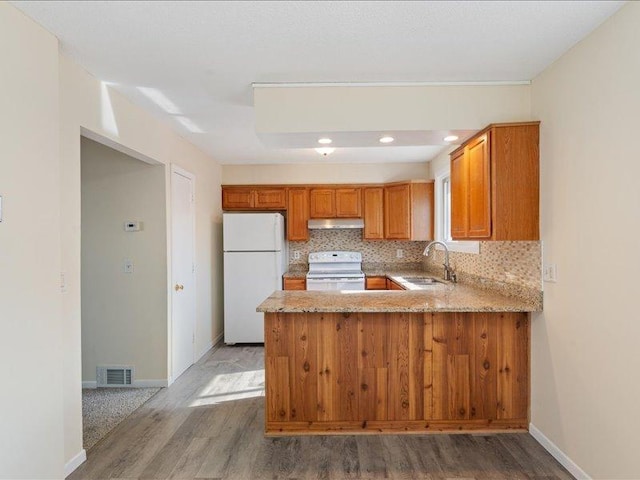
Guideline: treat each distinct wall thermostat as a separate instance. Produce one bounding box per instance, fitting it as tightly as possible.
[124,221,141,232]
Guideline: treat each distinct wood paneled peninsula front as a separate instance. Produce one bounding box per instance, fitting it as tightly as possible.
[257,287,538,436]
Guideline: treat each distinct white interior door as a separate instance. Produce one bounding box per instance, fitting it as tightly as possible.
[171,166,195,381]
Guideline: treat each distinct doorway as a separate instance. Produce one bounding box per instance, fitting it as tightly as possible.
[80,136,168,448]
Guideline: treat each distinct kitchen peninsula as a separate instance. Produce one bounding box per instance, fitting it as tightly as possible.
[257,285,538,435]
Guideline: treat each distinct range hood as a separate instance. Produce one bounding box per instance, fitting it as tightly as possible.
[307,218,364,230]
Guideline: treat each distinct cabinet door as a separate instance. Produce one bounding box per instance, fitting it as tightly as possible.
[309,188,335,218]
[363,187,384,240]
[467,133,491,238]
[283,278,306,290]
[365,276,387,290]
[335,188,362,217]
[384,183,411,240]
[222,187,254,210]
[287,188,309,241]
[254,188,286,210]
[450,150,468,239]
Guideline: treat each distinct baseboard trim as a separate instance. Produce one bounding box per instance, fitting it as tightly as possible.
[64,449,86,478]
[196,340,214,362]
[85,379,167,388]
[133,379,168,388]
[196,332,224,363]
[529,423,589,479]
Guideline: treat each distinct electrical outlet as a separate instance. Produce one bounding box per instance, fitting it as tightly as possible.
[543,264,557,282]
[396,249,404,259]
[293,251,301,260]
[60,272,68,294]
[124,259,134,274]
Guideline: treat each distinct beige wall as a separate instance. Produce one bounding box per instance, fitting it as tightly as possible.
[60,54,224,468]
[0,3,64,478]
[255,84,531,133]
[222,162,429,184]
[81,137,167,383]
[531,2,640,477]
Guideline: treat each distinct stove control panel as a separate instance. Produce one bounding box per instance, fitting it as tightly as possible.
[308,251,362,263]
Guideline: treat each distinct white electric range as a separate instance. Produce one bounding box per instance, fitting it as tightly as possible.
[305,251,365,291]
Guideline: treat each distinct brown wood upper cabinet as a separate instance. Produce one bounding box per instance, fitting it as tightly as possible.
[222,186,286,211]
[309,187,362,218]
[450,122,539,240]
[286,188,309,241]
[363,187,384,240]
[383,181,434,241]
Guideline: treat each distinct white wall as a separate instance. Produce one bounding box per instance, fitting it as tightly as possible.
[60,54,223,470]
[0,3,64,478]
[81,137,167,383]
[531,2,640,478]
[222,162,429,184]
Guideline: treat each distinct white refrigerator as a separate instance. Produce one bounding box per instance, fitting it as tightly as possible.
[223,213,286,344]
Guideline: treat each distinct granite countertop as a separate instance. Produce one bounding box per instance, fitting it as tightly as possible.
[258,282,541,313]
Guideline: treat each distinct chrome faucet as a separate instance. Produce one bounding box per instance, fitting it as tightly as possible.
[423,241,457,283]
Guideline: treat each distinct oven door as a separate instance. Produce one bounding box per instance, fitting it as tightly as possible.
[306,277,365,291]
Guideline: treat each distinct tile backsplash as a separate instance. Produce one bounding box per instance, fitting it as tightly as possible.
[288,230,426,265]
[289,231,542,297]
[422,241,542,291]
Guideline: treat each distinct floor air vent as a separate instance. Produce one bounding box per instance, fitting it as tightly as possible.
[97,366,134,387]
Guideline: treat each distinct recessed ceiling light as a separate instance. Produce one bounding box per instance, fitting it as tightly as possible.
[379,136,394,144]
[315,147,335,156]
[444,135,459,142]
[318,138,332,145]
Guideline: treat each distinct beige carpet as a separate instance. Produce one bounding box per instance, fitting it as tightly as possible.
[82,387,160,450]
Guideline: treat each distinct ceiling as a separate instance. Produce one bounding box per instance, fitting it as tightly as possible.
[13,1,625,165]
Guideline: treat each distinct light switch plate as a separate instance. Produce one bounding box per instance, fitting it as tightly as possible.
[543,264,558,282]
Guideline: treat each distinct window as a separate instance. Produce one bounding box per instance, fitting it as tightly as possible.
[441,175,451,242]
[434,167,479,254]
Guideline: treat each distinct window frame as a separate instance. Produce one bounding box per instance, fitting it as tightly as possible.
[433,165,480,255]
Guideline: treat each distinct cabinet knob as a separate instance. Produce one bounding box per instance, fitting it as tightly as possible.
[174,284,184,291]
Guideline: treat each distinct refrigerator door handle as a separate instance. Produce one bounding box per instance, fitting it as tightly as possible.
[274,215,277,246]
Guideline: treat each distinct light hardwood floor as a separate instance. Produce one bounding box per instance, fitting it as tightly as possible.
[69,345,573,480]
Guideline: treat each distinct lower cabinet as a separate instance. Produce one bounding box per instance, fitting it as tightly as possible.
[264,311,530,434]
[283,277,306,290]
[365,276,387,290]
[387,278,405,290]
